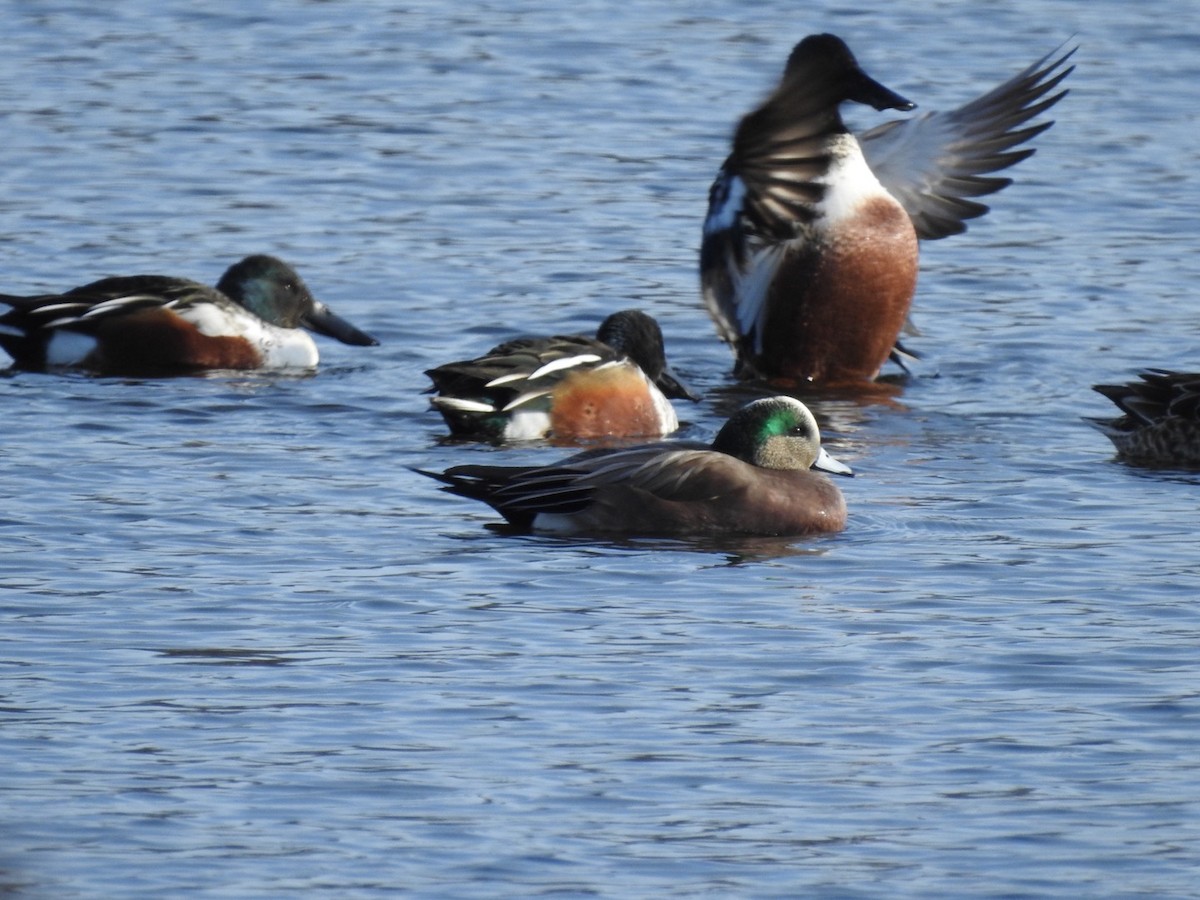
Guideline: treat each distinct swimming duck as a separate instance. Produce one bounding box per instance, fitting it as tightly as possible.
[418,395,850,536]
[1091,370,1200,466]
[425,309,698,441]
[701,33,1074,384]
[0,254,378,375]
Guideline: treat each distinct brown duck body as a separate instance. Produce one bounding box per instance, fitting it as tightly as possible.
[420,396,851,537]
[426,310,697,441]
[1092,370,1200,467]
[702,34,1074,383]
[0,255,378,375]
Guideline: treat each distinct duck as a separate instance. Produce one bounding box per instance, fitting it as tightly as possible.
[425,309,699,441]
[1091,370,1200,466]
[0,254,378,375]
[417,395,851,536]
[701,33,1075,384]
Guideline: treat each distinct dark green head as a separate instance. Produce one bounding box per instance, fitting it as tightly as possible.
[217,255,379,346]
[713,396,852,474]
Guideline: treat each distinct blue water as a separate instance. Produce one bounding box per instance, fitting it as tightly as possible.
[2,1,1199,897]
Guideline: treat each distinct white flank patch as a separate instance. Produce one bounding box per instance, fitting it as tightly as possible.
[45,331,98,366]
[703,173,746,235]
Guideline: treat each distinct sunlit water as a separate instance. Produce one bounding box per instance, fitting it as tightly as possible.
[2,1,1199,897]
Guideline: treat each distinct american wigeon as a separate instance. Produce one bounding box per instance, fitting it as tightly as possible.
[0,254,378,375]
[425,309,698,441]
[1091,370,1200,466]
[701,33,1075,384]
[418,395,851,536]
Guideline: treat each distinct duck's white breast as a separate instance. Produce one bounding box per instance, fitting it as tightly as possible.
[180,304,319,369]
[815,134,900,226]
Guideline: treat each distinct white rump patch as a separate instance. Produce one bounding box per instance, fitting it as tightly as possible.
[530,511,582,534]
[45,331,98,366]
[502,410,553,441]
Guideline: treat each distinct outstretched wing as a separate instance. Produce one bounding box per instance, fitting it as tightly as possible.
[861,43,1075,240]
[699,76,844,357]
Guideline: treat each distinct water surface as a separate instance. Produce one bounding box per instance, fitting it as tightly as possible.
[2,1,1199,896]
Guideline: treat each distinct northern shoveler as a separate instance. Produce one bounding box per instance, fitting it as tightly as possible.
[0,254,378,375]
[417,395,851,536]
[701,33,1075,384]
[425,309,699,441]
[1091,370,1200,467]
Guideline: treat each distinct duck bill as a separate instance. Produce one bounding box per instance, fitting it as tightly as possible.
[848,70,916,112]
[813,447,853,477]
[303,301,379,347]
[655,364,701,402]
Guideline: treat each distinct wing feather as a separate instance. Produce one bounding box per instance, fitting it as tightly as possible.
[861,43,1076,240]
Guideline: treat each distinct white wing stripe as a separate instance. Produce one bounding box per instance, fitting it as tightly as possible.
[526,354,604,381]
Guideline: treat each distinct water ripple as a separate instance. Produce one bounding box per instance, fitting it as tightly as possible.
[2,1,1199,897]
